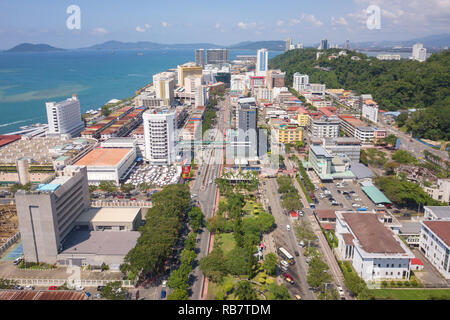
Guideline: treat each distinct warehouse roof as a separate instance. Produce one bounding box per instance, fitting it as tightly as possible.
[74,148,131,167]
[361,186,392,204]
[350,162,375,179]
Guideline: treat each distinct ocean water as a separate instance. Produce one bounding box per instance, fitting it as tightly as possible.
[0,49,281,134]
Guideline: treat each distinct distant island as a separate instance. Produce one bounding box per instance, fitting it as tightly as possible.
[5,43,65,53]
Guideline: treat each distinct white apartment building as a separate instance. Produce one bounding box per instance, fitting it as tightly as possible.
[419,220,450,279]
[256,87,273,102]
[185,76,202,94]
[143,109,177,165]
[231,75,246,94]
[412,43,427,62]
[308,83,326,96]
[424,180,450,204]
[336,211,415,282]
[153,72,175,106]
[293,73,309,92]
[46,95,85,138]
[256,48,268,77]
[308,116,340,138]
[362,103,379,123]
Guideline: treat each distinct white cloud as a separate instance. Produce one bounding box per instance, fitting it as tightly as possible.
[289,18,301,26]
[91,27,108,35]
[237,21,257,30]
[215,23,226,32]
[136,26,146,32]
[331,16,349,26]
[276,20,284,26]
[161,21,171,28]
[300,14,323,27]
[145,24,151,29]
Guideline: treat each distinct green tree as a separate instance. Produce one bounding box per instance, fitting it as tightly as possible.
[396,113,408,127]
[392,150,418,164]
[0,278,17,289]
[98,181,118,193]
[188,207,204,232]
[235,281,258,300]
[167,268,190,290]
[101,281,128,300]
[268,283,291,300]
[180,248,197,266]
[199,248,228,283]
[167,288,189,300]
[121,183,134,194]
[262,253,277,276]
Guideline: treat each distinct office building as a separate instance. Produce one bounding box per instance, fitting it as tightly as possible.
[335,211,414,282]
[296,43,303,49]
[231,75,246,95]
[46,95,85,138]
[412,43,427,62]
[15,166,90,263]
[153,72,175,106]
[419,220,450,279]
[362,103,379,123]
[228,103,258,164]
[206,48,229,65]
[293,73,309,92]
[339,115,375,144]
[344,40,350,50]
[267,70,286,89]
[256,48,269,77]
[143,109,177,165]
[320,39,328,50]
[377,54,401,61]
[195,49,205,67]
[323,137,361,162]
[423,206,450,221]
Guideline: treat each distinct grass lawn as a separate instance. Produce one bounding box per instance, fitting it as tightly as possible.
[216,233,236,255]
[371,289,450,300]
[207,275,238,300]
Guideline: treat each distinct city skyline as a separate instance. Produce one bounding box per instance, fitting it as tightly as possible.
[1,0,449,49]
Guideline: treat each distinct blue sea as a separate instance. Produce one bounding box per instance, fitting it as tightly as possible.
[0,49,281,134]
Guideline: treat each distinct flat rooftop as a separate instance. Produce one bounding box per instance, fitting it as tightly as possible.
[0,135,21,148]
[425,206,450,219]
[61,230,139,255]
[310,145,332,158]
[76,207,140,224]
[74,148,131,167]
[342,212,407,254]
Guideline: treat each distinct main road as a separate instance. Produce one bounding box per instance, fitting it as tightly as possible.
[190,95,229,300]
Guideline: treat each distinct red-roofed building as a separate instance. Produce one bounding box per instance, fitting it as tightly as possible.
[420,220,450,279]
[321,223,334,231]
[290,211,299,220]
[410,258,424,270]
[318,107,337,118]
[0,135,21,149]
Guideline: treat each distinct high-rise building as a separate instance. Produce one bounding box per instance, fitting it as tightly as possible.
[46,95,85,138]
[153,72,175,106]
[345,40,350,50]
[286,38,292,52]
[296,43,303,49]
[320,39,328,50]
[195,49,205,67]
[256,48,269,77]
[412,43,427,62]
[143,109,177,165]
[232,103,258,162]
[15,166,90,263]
[206,48,229,65]
[293,73,309,92]
[177,63,203,87]
[195,86,208,107]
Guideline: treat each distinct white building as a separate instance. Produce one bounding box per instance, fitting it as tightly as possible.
[362,103,379,123]
[285,38,292,52]
[256,48,268,77]
[307,83,326,96]
[335,211,415,282]
[424,181,450,204]
[143,109,177,165]
[308,116,340,138]
[411,43,427,62]
[293,73,309,92]
[377,54,401,61]
[195,86,208,107]
[231,75,246,95]
[46,95,85,138]
[185,76,202,94]
[419,220,450,279]
[153,72,175,106]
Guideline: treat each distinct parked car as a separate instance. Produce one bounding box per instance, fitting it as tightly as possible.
[354,198,362,201]
[162,280,167,288]
[295,294,302,300]
[280,260,289,268]
[25,285,35,291]
[130,198,137,201]
[75,285,84,291]
[352,203,361,208]
[299,241,305,247]
[14,285,24,290]
[337,286,345,297]
[160,290,166,299]
[294,251,300,257]
[286,224,291,231]
[13,257,23,265]
[48,286,58,291]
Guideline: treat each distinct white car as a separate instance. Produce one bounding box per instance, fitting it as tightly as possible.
[354,198,362,201]
[337,286,345,296]
[75,285,84,291]
[286,224,291,231]
[352,203,361,208]
[280,260,289,268]
[162,280,167,288]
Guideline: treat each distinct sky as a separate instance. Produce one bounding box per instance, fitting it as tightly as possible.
[0,0,449,49]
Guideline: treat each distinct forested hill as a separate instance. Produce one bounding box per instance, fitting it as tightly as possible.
[269,48,450,112]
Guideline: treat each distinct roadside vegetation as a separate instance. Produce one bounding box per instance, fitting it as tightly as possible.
[276,175,303,211]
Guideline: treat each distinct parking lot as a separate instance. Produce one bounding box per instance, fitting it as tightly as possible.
[124,164,181,188]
